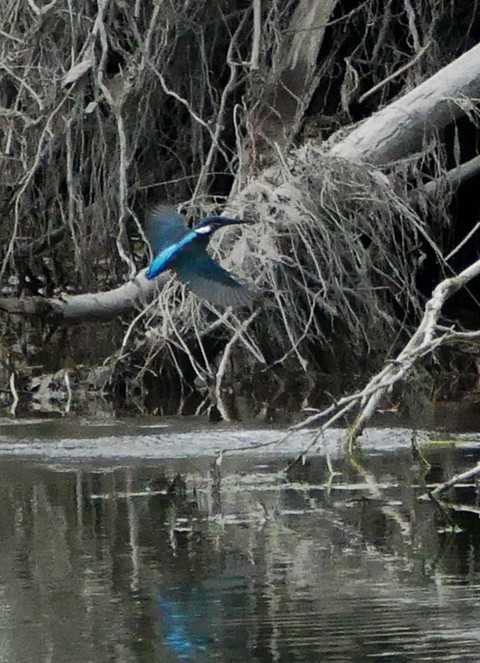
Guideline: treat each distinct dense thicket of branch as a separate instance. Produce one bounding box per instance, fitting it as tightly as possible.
[3,40,479,325]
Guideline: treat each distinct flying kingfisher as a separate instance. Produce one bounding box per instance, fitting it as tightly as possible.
[144,206,253,308]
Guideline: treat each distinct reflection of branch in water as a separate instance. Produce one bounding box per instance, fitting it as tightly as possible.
[126,468,140,593]
[210,451,223,516]
[420,460,480,499]
[439,501,480,517]
[348,454,413,543]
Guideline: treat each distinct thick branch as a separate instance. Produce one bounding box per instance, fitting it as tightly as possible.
[330,42,480,165]
[423,154,480,199]
[0,272,166,323]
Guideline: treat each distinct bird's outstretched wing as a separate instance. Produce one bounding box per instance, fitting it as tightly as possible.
[144,206,187,254]
[175,247,253,308]
[145,206,194,279]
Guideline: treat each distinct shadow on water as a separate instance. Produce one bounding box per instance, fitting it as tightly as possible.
[0,420,480,661]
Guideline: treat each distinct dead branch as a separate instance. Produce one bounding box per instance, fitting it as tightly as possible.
[14,226,67,260]
[423,154,480,199]
[284,256,480,462]
[358,42,431,104]
[0,272,165,323]
[349,258,480,441]
[330,42,480,165]
[250,0,261,71]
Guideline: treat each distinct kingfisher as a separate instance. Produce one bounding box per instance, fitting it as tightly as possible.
[144,206,253,308]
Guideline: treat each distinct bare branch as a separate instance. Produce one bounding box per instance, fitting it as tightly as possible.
[358,42,431,104]
[62,59,93,88]
[428,462,480,498]
[250,0,261,70]
[348,258,480,441]
[423,154,480,200]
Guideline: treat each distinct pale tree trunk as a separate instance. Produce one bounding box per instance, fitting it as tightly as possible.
[242,0,338,176]
[256,0,339,145]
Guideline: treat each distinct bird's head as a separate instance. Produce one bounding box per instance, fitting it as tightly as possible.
[193,216,250,237]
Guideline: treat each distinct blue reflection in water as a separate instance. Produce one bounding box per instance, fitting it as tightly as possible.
[157,587,215,661]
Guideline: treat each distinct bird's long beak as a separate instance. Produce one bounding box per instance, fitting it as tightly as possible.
[223,217,249,226]
[211,216,254,226]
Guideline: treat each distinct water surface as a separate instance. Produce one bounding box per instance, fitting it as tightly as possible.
[0,418,479,662]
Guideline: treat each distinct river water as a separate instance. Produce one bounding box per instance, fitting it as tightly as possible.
[0,417,479,662]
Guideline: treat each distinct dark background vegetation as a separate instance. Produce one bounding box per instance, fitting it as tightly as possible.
[1,0,480,418]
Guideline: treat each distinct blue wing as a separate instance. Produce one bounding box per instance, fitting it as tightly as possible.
[145,206,187,253]
[146,229,199,278]
[144,206,253,306]
[144,206,192,279]
[175,246,253,308]
[157,587,214,660]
